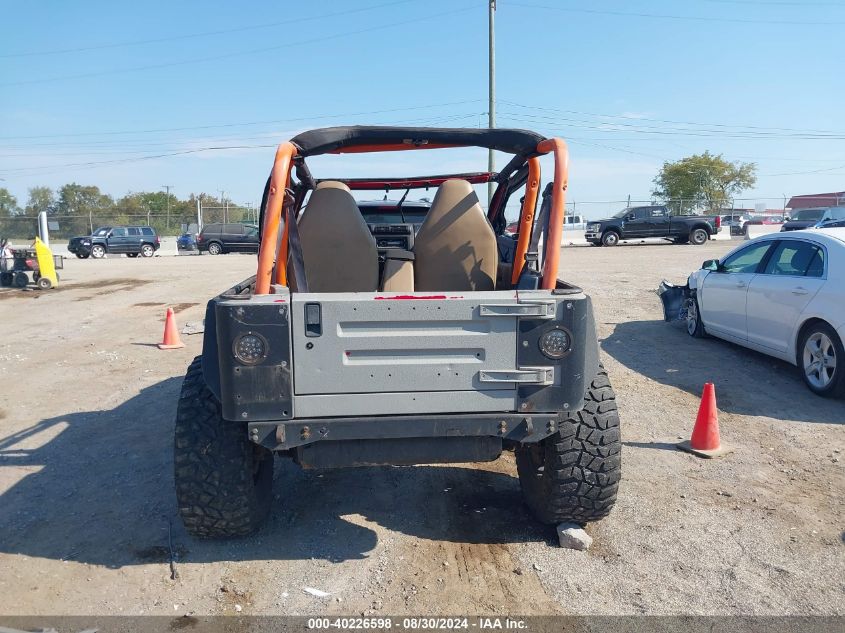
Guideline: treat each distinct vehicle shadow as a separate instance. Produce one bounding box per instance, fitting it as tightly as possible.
[0,379,550,569]
[601,319,844,424]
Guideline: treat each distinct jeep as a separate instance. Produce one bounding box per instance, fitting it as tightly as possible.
[174,126,622,538]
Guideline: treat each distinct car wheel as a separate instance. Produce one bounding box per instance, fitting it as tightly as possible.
[690,228,709,245]
[516,366,621,524]
[13,272,28,288]
[601,231,620,247]
[174,357,274,538]
[140,244,155,258]
[686,295,707,338]
[37,276,52,290]
[799,323,844,398]
[207,242,223,255]
[91,245,106,259]
[0,272,12,287]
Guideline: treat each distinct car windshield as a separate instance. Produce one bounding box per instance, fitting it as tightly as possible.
[612,208,633,219]
[792,209,825,221]
[359,206,428,224]
[92,227,110,237]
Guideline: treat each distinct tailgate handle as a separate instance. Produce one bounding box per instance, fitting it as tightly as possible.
[479,368,553,385]
[479,303,554,318]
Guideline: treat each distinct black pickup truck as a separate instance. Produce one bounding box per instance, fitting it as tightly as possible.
[584,205,720,246]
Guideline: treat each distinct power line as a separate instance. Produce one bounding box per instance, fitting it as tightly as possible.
[508,2,845,25]
[499,100,842,136]
[0,145,276,175]
[0,0,417,58]
[1,3,481,87]
[0,100,483,141]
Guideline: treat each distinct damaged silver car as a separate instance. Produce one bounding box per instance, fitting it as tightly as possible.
[658,230,845,398]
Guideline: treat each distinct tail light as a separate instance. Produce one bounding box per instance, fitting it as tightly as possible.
[156,236,161,244]
[715,216,721,228]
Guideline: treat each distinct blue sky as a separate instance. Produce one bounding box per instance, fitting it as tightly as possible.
[2,0,844,219]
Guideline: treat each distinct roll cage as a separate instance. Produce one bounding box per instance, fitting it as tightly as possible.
[256,126,569,295]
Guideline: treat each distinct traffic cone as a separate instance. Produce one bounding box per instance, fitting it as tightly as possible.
[677,383,732,458]
[158,307,185,350]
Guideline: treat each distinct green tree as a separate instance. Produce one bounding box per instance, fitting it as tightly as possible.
[0,188,20,217]
[652,152,757,214]
[55,183,115,236]
[24,186,55,217]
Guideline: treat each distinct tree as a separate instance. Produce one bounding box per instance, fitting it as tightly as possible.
[24,186,55,217]
[652,152,756,214]
[55,183,115,235]
[0,188,20,217]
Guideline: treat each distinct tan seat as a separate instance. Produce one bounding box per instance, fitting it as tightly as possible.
[414,179,498,292]
[294,181,379,292]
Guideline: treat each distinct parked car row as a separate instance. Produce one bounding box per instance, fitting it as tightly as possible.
[68,223,260,258]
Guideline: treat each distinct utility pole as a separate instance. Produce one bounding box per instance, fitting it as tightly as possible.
[162,185,173,230]
[487,0,496,206]
[197,195,203,233]
[217,189,226,223]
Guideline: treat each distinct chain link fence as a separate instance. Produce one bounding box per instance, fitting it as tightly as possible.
[0,204,257,241]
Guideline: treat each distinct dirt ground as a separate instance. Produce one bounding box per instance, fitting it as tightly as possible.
[0,242,842,617]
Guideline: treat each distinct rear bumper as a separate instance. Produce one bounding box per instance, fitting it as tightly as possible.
[247,412,560,452]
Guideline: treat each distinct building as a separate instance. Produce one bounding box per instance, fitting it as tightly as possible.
[786,191,845,210]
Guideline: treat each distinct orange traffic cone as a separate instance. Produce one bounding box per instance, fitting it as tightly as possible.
[677,383,732,458]
[158,307,185,350]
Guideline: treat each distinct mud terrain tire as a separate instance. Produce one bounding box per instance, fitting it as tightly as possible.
[174,356,274,538]
[516,366,621,525]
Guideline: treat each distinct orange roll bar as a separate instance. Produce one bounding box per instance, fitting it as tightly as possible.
[510,157,541,285]
[536,138,569,289]
[255,142,297,295]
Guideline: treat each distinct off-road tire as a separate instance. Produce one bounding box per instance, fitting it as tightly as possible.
[690,228,709,245]
[174,356,274,538]
[516,366,621,525]
[207,241,223,255]
[601,231,620,247]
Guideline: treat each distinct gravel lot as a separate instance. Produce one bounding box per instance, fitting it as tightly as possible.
[0,242,842,617]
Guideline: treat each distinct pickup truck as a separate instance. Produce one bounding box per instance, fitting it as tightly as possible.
[585,205,720,246]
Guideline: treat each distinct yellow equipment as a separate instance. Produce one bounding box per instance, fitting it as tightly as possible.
[33,237,59,289]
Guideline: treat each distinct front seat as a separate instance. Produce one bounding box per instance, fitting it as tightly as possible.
[414,179,498,291]
[294,181,379,292]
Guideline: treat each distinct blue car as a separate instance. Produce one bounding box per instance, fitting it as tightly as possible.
[176,232,197,252]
